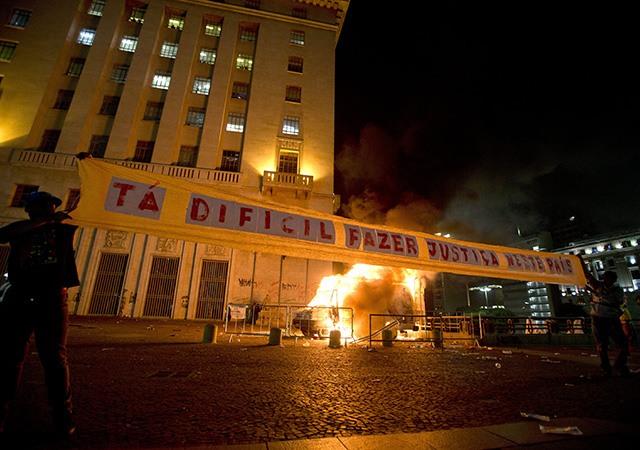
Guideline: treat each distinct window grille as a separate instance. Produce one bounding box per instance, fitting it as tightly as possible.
[67,58,85,77]
[87,0,106,17]
[236,54,253,70]
[152,71,171,90]
[109,64,129,83]
[99,96,120,116]
[226,113,245,132]
[204,21,222,36]
[220,150,240,172]
[285,85,301,103]
[10,185,38,207]
[167,15,185,30]
[195,260,229,320]
[192,77,211,95]
[288,56,303,73]
[8,9,32,27]
[133,141,154,163]
[143,102,164,121]
[231,82,249,100]
[88,253,129,315]
[0,41,17,62]
[119,36,138,52]
[143,256,180,317]
[160,42,178,59]
[185,107,205,127]
[282,116,300,135]
[278,150,299,174]
[290,30,305,45]
[240,26,257,42]
[129,6,146,23]
[88,135,109,157]
[39,129,61,152]
[53,89,74,110]
[199,47,216,64]
[178,146,198,167]
[77,28,96,46]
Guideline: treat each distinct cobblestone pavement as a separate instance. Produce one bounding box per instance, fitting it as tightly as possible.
[2,316,639,449]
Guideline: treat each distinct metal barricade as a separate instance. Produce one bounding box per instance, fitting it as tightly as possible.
[224,304,290,336]
[289,306,354,339]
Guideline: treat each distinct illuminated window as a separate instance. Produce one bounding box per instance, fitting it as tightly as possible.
[282,116,300,135]
[290,30,304,46]
[88,135,109,157]
[133,141,154,163]
[185,107,205,127]
[77,28,96,46]
[167,15,185,30]
[192,77,211,95]
[0,41,17,62]
[204,21,222,36]
[220,150,240,172]
[178,146,198,167]
[236,54,253,70]
[160,42,178,59]
[53,89,74,110]
[151,71,171,90]
[10,185,38,207]
[8,9,32,28]
[99,96,120,116]
[285,85,301,103]
[240,26,257,42]
[143,102,164,121]
[129,6,146,23]
[231,82,249,100]
[278,150,298,174]
[119,36,138,52]
[87,0,106,17]
[65,189,81,210]
[226,113,245,132]
[109,64,129,83]
[39,130,61,152]
[199,47,216,64]
[288,56,303,73]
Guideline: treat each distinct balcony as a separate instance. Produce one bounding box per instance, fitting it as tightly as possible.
[10,150,242,186]
[262,170,313,199]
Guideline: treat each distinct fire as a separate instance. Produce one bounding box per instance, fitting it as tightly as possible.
[303,264,420,339]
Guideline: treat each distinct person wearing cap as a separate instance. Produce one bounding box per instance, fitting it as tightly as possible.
[0,191,79,436]
[578,256,629,377]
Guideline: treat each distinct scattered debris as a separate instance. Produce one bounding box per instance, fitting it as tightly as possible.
[521,412,550,421]
[539,425,582,436]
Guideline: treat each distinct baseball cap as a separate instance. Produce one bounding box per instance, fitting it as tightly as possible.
[24,191,62,210]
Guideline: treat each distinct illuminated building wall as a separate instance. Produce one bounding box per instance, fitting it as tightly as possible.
[0,0,349,319]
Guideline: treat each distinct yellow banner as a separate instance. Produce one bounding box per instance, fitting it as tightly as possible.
[70,159,585,286]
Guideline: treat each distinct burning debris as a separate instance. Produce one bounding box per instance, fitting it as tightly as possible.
[292,264,428,339]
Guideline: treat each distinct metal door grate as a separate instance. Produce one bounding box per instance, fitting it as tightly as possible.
[195,260,228,319]
[88,252,129,315]
[0,245,10,284]
[143,256,180,317]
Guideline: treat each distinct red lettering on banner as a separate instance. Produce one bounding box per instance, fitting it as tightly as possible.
[113,182,135,206]
[138,191,159,212]
[263,210,271,230]
[239,207,254,227]
[427,240,438,259]
[439,243,450,261]
[451,245,460,262]
[347,226,360,247]
[282,216,294,235]
[218,204,227,224]
[303,219,311,237]
[391,234,404,253]
[319,222,333,240]
[190,197,209,221]
[459,247,469,263]
[378,232,390,250]
[406,237,419,256]
[363,230,376,248]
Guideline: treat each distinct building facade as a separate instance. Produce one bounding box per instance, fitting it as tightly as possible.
[0,0,349,319]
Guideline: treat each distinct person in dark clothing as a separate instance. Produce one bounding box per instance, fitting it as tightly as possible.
[578,256,629,377]
[0,191,79,436]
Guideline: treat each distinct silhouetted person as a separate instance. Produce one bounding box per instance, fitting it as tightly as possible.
[0,192,79,436]
[578,256,629,377]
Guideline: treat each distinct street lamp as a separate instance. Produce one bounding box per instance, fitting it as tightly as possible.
[468,285,503,308]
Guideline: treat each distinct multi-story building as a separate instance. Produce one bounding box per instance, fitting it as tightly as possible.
[0,0,349,319]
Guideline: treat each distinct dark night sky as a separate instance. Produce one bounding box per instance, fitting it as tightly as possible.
[334,1,639,246]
